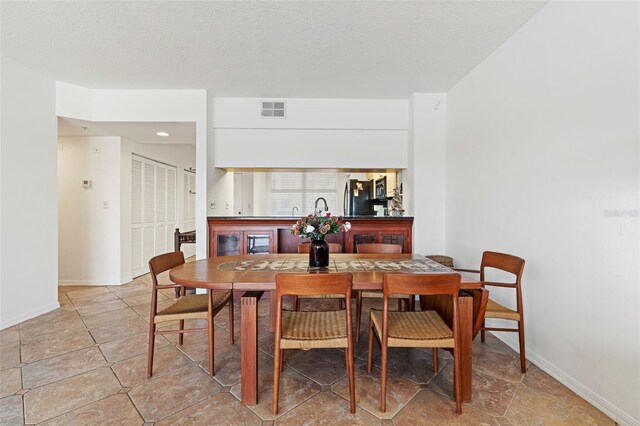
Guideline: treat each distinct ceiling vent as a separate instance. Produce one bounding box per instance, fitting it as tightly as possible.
[261,101,286,118]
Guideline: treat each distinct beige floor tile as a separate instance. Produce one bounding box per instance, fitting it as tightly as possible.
[0,395,24,426]
[130,298,174,322]
[64,287,111,298]
[521,363,584,404]
[286,348,362,385]
[369,347,444,385]
[156,392,260,426]
[429,363,518,417]
[275,390,377,425]
[176,325,236,364]
[18,308,80,329]
[23,367,121,424]
[76,299,128,317]
[81,307,141,329]
[0,328,20,349]
[0,345,20,370]
[472,335,529,383]
[0,368,22,398]
[199,345,242,386]
[99,332,169,363]
[110,284,149,299]
[39,394,144,426]
[392,389,499,425]
[112,346,193,388]
[20,318,87,344]
[123,292,167,307]
[20,331,95,364]
[129,365,221,422]
[71,292,120,307]
[22,346,106,389]
[506,386,613,425]
[89,315,149,344]
[332,363,420,420]
[230,352,321,421]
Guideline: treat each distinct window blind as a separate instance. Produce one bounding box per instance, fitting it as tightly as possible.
[271,172,337,215]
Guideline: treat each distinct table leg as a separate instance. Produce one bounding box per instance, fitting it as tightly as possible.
[458,294,474,402]
[269,291,277,333]
[241,291,263,405]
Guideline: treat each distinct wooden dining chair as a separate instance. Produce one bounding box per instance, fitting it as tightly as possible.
[368,273,462,414]
[147,251,234,377]
[273,273,356,415]
[355,243,413,341]
[461,251,527,373]
[294,243,344,311]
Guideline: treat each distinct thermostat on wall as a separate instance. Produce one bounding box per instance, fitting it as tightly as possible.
[82,180,92,189]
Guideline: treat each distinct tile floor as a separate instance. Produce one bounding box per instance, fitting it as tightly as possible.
[0,269,613,425]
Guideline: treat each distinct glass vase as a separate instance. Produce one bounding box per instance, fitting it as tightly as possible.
[309,238,329,268]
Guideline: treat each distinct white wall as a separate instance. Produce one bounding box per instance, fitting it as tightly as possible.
[211,98,408,169]
[120,140,195,281]
[1,57,59,328]
[58,136,121,285]
[408,94,447,255]
[445,2,639,424]
[57,85,208,258]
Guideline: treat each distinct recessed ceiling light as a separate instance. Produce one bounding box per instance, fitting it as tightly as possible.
[156,131,170,137]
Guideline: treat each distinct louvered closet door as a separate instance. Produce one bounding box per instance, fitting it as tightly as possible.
[131,155,178,278]
[131,158,145,277]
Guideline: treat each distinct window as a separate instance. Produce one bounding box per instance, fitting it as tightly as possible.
[271,172,337,215]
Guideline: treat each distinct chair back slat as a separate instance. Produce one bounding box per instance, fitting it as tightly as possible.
[357,243,402,254]
[383,273,460,297]
[149,252,185,286]
[298,243,342,253]
[275,273,352,298]
[481,251,525,279]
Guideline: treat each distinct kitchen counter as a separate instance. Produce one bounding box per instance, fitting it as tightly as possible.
[208,215,413,220]
[208,216,413,255]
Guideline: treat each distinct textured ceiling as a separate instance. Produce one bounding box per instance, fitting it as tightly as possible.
[58,118,196,145]
[2,1,546,98]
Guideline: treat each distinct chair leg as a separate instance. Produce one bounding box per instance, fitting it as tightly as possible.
[280,349,285,373]
[432,348,438,373]
[356,292,363,342]
[480,319,486,343]
[207,292,215,377]
[273,341,282,415]
[367,314,375,373]
[380,338,388,413]
[178,319,185,345]
[147,323,156,377]
[294,296,300,311]
[229,296,235,345]
[420,295,426,311]
[453,344,462,414]
[408,296,415,312]
[347,341,356,414]
[518,321,526,373]
[397,299,402,312]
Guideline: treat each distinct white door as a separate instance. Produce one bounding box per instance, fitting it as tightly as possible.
[131,155,177,278]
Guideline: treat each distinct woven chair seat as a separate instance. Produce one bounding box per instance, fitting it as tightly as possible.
[361,290,411,300]
[280,310,348,349]
[485,299,520,321]
[426,255,454,268]
[298,293,345,299]
[370,310,454,348]
[155,292,231,323]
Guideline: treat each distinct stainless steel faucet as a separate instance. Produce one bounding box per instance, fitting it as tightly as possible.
[291,206,299,217]
[314,197,328,212]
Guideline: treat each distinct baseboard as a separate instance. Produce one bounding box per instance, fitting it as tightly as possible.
[0,301,60,330]
[58,279,122,286]
[492,332,638,426]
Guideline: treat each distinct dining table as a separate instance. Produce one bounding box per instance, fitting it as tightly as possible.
[169,253,488,406]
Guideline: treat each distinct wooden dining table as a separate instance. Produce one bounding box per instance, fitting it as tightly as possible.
[170,253,488,406]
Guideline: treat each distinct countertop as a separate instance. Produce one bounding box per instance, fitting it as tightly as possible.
[208,215,413,220]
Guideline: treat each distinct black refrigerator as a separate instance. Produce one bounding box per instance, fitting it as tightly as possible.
[343,179,375,216]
